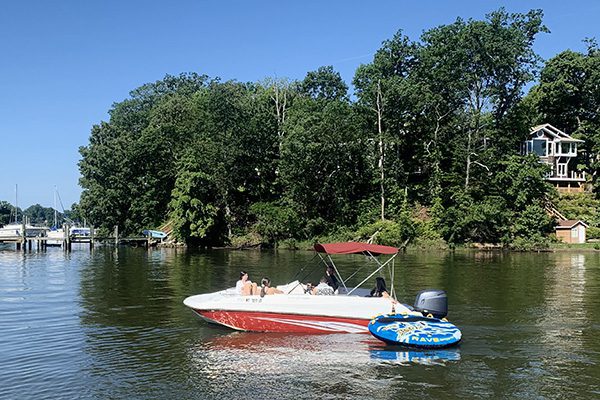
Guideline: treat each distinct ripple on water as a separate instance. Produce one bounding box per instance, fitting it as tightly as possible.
[1,248,600,399]
[182,332,461,399]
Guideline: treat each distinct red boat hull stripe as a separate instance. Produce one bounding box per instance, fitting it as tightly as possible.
[194,310,370,333]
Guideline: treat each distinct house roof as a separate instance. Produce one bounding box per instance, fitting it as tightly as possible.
[530,124,584,143]
[555,220,589,229]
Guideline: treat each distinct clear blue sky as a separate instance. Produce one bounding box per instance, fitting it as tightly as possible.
[0,0,598,209]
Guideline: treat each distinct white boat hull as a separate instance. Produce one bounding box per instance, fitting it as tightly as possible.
[0,224,48,238]
[183,282,418,334]
[46,229,64,246]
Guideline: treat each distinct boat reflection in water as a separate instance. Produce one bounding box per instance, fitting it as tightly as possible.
[368,345,461,365]
[187,330,460,380]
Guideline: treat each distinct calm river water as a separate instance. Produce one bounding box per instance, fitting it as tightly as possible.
[1,246,599,399]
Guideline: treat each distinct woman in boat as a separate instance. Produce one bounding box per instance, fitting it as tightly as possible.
[236,271,258,296]
[324,265,339,292]
[369,277,391,298]
[259,277,283,297]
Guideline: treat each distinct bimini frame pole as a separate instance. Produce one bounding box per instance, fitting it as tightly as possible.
[316,252,348,293]
[389,258,395,299]
[347,251,398,296]
[327,254,347,293]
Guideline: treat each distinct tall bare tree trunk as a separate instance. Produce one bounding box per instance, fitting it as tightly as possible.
[224,191,232,239]
[270,79,289,154]
[376,80,385,221]
[465,128,473,190]
[465,83,484,190]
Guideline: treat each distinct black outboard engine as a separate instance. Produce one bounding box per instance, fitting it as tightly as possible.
[414,289,448,319]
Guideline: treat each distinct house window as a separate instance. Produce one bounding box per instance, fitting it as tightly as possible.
[557,163,567,177]
[532,139,547,156]
[561,142,571,154]
[526,141,533,154]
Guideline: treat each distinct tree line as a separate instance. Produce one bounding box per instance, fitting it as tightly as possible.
[0,201,81,227]
[76,8,600,249]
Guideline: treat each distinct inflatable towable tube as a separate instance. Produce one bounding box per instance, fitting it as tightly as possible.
[369,314,462,348]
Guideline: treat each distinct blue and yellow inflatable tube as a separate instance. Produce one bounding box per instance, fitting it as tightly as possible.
[369,314,462,348]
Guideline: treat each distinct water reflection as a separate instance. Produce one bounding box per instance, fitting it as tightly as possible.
[2,247,600,399]
[369,346,461,364]
[535,253,589,360]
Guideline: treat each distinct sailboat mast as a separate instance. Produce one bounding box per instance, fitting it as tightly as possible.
[53,186,58,228]
[14,184,18,223]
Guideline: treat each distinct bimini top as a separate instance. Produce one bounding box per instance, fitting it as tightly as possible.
[314,242,398,256]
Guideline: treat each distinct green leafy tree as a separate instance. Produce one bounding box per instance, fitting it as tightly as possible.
[442,192,511,243]
[280,93,371,229]
[0,201,13,226]
[419,9,547,193]
[75,8,568,247]
[526,43,600,192]
[79,74,209,235]
[298,66,349,101]
[169,170,220,244]
[23,204,62,226]
[249,201,300,245]
[494,155,553,211]
[353,30,419,220]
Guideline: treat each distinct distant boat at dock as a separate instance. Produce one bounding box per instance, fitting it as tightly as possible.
[142,229,167,239]
[46,227,64,246]
[70,227,91,237]
[0,223,48,238]
[46,226,92,246]
[0,184,48,238]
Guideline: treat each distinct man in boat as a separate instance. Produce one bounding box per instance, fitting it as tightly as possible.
[311,277,335,295]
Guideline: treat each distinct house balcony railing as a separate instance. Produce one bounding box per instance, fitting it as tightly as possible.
[547,171,586,182]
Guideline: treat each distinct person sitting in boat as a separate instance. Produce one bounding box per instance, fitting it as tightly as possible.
[259,277,283,297]
[324,265,339,292]
[369,277,391,299]
[236,271,258,296]
[311,277,335,295]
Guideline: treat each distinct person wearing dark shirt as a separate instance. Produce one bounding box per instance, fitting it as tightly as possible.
[369,277,391,298]
[325,265,339,292]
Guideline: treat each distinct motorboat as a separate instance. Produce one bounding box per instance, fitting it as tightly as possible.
[45,226,91,246]
[184,242,451,334]
[46,227,64,246]
[0,185,49,239]
[69,227,91,236]
[142,229,168,239]
[0,223,48,239]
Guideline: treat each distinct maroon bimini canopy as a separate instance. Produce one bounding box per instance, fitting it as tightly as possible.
[314,242,398,256]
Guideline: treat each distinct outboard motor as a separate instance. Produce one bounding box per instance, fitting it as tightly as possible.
[414,289,448,319]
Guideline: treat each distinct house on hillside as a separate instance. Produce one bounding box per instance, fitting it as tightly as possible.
[555,220,588,244]
[522,124,586,193]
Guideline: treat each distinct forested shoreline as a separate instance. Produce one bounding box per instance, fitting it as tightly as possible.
[73,9,599,249]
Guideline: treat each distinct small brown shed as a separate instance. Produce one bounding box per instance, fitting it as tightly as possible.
[555,220,589,244]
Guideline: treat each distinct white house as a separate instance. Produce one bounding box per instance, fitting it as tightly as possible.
[522,124,586,193]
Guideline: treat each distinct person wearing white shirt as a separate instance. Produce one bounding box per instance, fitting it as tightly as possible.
[236,271,257,295]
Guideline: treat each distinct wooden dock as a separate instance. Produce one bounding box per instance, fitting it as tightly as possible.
[0,224,160,251]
